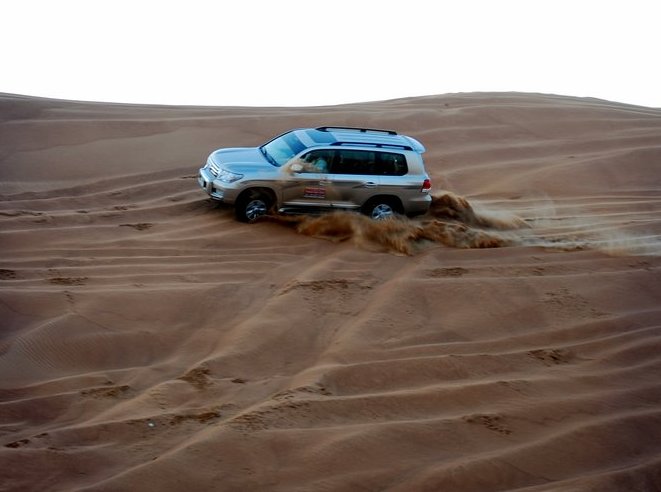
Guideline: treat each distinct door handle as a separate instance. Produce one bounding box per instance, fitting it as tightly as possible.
[363,182,377,188]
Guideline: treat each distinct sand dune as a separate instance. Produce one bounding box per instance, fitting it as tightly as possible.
[1,92,660,491]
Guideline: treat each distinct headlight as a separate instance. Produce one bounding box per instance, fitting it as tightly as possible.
[217,168,243,183]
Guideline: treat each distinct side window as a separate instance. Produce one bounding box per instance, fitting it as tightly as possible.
[299,150,334,173]
[377,152,408,176]
[331,150,377,175]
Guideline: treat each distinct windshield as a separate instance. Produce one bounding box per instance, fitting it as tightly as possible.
[260,131,307,166]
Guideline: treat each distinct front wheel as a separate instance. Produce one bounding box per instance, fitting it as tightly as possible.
[362,198,401,220]
[235,191,272,222]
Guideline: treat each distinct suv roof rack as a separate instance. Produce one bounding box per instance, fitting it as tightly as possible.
[316,126,398,135]
[330,141,413,151]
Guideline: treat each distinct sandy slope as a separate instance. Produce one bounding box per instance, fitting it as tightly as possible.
[1,92,660,491]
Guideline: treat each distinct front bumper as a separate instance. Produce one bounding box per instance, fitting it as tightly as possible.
[198,167,235,202]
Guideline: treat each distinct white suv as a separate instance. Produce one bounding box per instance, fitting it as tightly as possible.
[198,126,432,222]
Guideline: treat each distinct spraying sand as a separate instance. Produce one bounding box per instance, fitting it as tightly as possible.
[261,192,527,254]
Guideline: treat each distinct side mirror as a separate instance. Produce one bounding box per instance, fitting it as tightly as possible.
[290,163,303,173]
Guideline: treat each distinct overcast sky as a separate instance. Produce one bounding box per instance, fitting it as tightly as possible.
[3,0,660,108]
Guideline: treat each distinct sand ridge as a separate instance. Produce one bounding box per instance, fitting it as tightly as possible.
[1,92,661,491]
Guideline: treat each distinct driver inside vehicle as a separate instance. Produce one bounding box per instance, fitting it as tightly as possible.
[303,151,330,173]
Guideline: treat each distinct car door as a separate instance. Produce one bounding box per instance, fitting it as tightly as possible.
[326,149,379,211]
[374,150,409,192]
[279,150,332,209]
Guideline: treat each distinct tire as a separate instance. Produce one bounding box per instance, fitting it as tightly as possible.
[235,190,272,222]
[362,197,401,220]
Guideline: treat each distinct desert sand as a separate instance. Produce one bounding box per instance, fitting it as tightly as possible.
[1,92,660,491]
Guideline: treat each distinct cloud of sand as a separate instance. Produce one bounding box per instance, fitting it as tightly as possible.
[260,192,527,255]
[258,190,660,256]
[514,194,661,256]
[523,221,661,256]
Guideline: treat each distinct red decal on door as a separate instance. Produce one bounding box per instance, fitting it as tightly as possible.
[304,187,326,199]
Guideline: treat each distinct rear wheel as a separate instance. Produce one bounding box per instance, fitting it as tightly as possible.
[362,198,402,220]
[235,190,272,222]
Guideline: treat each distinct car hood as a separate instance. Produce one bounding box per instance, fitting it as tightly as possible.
[210,147,274,173]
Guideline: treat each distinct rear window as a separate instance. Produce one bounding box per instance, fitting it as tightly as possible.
[377,152,408,176]
[329,150,407,176]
